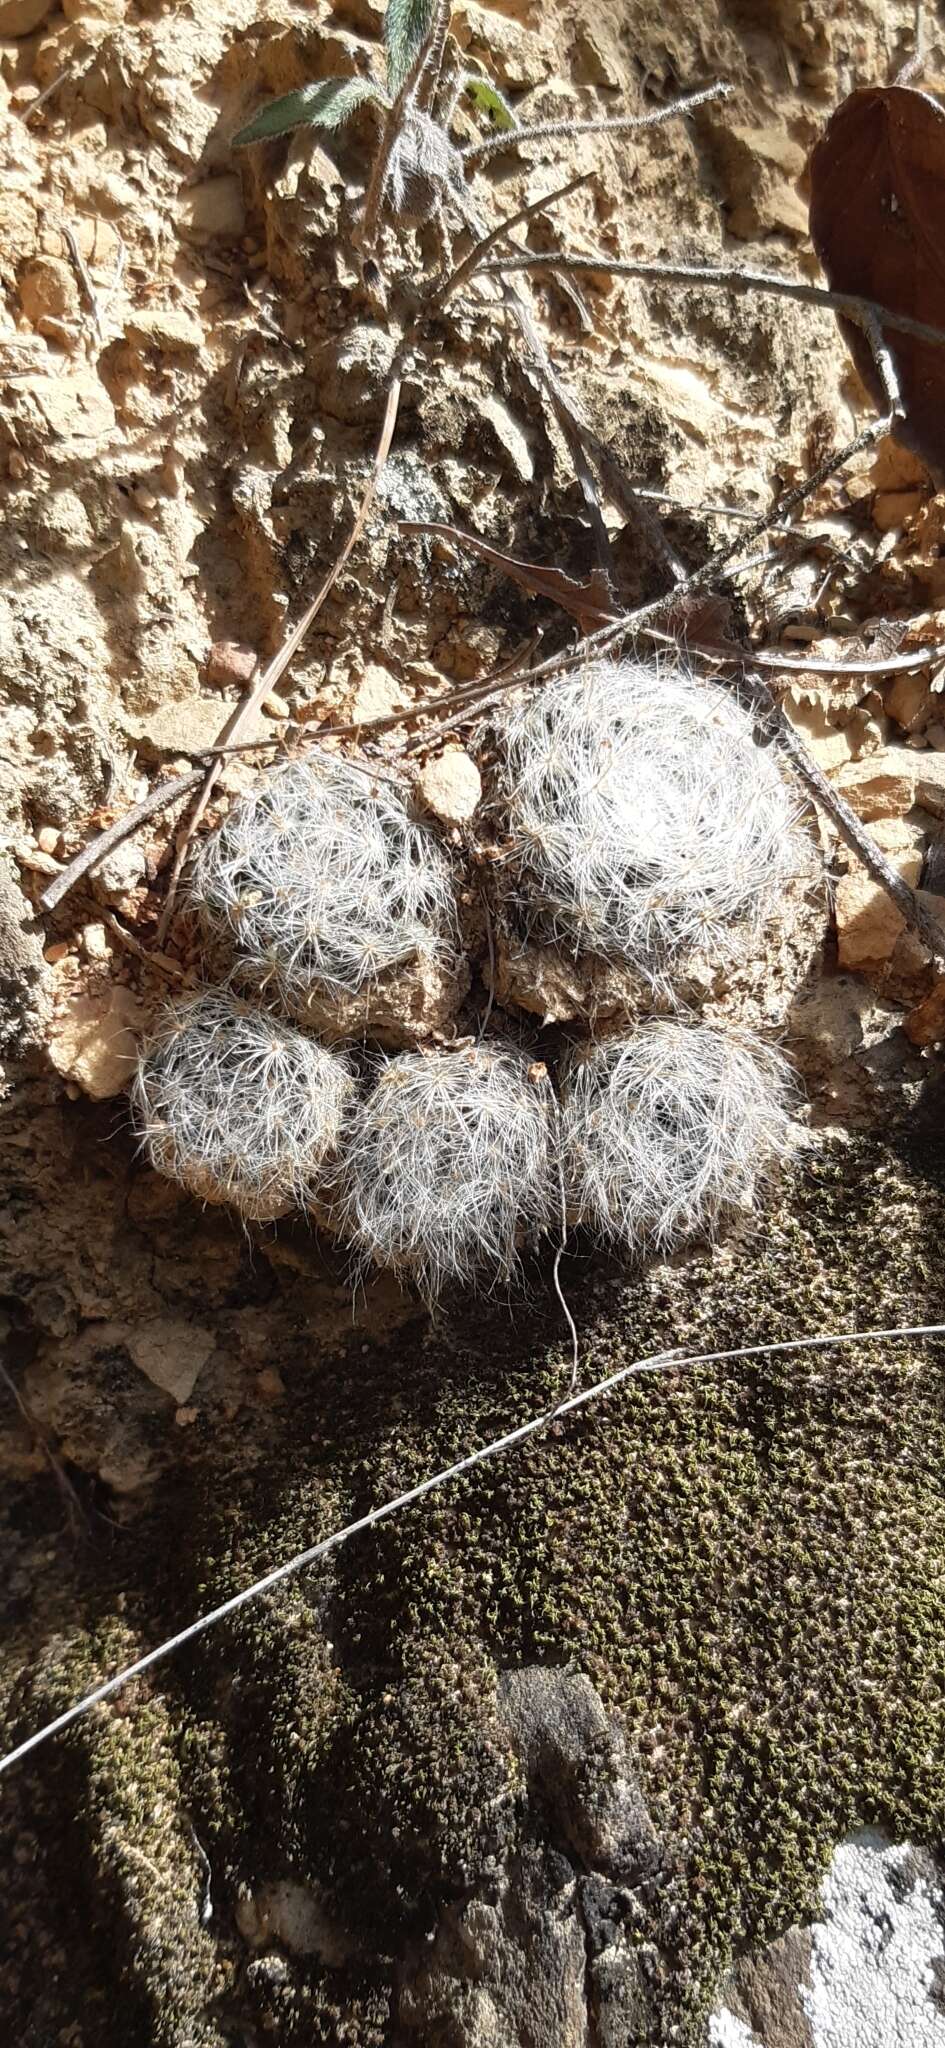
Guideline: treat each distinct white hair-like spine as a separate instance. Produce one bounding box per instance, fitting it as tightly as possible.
[190,755,459,1012]
[498,657,805,992]
[131,989,355,1223]
[340,1041,556,1298]
[559,1020,797,1251]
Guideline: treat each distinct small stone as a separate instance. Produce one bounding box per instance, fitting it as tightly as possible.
[47,983,145,1100]
[19,258,81,338]
[417,747,482,827]
[833,752,919,820]
[835,819,923,972]
[130,696,267,762]
[873,488,923,532]
[348,662,406,725]
[206,640,257,689]
[181,175,246,240]
[476,392,534,482]
[90,834,147,902]
[36,826,60,855]
[886,670,933,733]
[126,1318,215,1404]
[80,922,112,964]
[125,306,203,355]
[43,942,70,965]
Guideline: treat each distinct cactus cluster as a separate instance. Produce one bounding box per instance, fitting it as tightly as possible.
[133,661,811,1296]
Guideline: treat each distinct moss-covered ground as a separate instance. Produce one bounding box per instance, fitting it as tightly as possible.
[2,1130,945,2043]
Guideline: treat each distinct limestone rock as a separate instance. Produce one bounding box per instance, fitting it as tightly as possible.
[0,857,46,1054]
[180,175,245,240]
[89,833,148,903]
[126,1317,215,1403]
[710,1832,945,2048]
[416,747,482,827]
[47,982,144,1098]
[18,258,81,340]
[835,818,922,973]
[125,306,203,355]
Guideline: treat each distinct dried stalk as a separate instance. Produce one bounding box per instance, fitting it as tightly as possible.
[476,250,945,357]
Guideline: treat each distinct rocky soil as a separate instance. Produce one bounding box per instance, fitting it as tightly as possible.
[3,0,945,2043]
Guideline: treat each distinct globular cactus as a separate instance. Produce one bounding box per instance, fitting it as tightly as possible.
[190,755,459,1022]
[340,1041,555,1298]
[559,1021,796,1252]
[131,989,354,1223]
[498,658,805,993]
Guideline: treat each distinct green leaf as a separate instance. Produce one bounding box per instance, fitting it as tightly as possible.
[461,73,517,131]
[233,76,384,148]
[384,0,435,97]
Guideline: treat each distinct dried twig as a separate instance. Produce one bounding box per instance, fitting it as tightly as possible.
[692,638,945,678]
[736,664,945,963]
[60,222,105,346]
[476,250,945,357]
[39,771,203,915]
[434,172,592,308]
[23,66,73,123]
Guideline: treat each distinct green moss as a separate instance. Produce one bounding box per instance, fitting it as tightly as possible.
[2,1132,945,2042]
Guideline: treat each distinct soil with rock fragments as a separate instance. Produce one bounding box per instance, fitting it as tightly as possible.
[3,2,945,2045]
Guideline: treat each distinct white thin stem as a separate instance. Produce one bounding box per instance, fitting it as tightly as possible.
[461,80,731,165]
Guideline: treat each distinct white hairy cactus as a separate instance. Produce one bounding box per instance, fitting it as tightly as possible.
[498,659,803,991]
[190,755,458,1019]
[560,1021,796,1252]
[341,1041,555,1297]
[131,989,355,1223]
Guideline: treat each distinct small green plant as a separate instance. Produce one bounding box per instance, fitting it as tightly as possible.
[232,0,707,252]
[232,0,510,162]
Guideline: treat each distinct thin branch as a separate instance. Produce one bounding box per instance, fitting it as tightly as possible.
[360,9,443,256]
[454,182,615,574]
[61,221,105,345]
[22,65,73,123]
[737,664,945,963]
[461,79,731,166]
[700,638,945,678]
[629,485,772,523]
[434,172,592,308]
[2,1320,943,1778]
[476,250,945,356]
[39,771,203,915]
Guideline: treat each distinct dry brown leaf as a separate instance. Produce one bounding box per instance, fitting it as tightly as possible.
[399,520,618,633]
[809,85,945,478]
